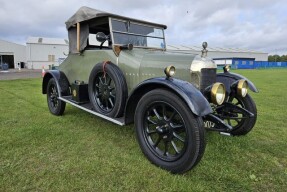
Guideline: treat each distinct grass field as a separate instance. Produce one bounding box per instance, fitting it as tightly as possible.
[0,69,286,191]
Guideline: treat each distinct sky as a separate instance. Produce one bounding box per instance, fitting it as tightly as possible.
[0,0,286,55]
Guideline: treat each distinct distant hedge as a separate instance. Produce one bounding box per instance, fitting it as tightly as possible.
[268,55,287,62]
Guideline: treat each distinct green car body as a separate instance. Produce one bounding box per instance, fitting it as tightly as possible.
[59,49,214,92]
[42,6,258,174]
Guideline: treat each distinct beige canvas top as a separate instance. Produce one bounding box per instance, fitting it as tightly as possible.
[65,6,167,29]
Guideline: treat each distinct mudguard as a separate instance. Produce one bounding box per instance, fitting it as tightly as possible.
[42,70,70,96]
[217,72,259,94]
[124,77,212,124]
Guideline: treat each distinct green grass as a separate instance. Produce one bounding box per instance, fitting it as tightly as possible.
[0,69,286,191]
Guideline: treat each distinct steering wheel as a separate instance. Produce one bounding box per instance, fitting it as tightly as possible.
[99,34,110,49]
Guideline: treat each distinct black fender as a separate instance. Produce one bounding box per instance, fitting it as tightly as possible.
[217,72,259,94]
[42,70,70,96]
[124,77,212,124]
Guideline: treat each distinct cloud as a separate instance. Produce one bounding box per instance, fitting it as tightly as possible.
[0,0,286,54]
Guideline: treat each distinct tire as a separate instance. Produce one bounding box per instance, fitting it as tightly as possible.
[135,89,206,174]
[47,78,66,116]
[88,62,128,118]
[218,94,257,136]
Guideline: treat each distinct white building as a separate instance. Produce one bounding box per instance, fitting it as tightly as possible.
[26,37,69,69]
[1,37,269,70]
[167,45,268,62]
[0,39,26,69]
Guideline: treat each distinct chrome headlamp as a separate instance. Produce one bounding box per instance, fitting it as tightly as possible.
[231,79,248,97]
[205,83,226,105]
[223,65,230,73]
[211,83,226,105]
[164,65,176,78]
[237,79,248,97]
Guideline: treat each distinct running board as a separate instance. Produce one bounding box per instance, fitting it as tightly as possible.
[59,96,125,126]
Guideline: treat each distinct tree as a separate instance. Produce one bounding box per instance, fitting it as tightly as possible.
[268,55,287,62]
[281,55,287,61]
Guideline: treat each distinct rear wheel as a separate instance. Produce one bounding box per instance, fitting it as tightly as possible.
[135,89,206,174]
[47,78,66,115]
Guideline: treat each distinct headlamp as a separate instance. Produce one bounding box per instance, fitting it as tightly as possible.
[237,79,248,97]
[210,83,226,105]
[223,65,230,73]
[164,65,176,78]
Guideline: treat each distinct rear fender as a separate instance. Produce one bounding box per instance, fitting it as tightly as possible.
[42,70,70,96]
[124,77,212,124]
[217,72,259,94]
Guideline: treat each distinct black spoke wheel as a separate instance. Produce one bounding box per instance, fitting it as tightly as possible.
[94,73,116,113]
[47,78,66,115]
[135,89,206,174]
[88,62,127,117]
[217,94,257,135]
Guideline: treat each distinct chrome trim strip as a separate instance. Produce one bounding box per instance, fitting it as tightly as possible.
[59,97,125,126]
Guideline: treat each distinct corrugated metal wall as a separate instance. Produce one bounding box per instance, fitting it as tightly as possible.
[254,61,287,68]
[232,60,287,69]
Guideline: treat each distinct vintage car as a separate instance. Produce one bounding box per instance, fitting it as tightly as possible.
[42,6,258,174]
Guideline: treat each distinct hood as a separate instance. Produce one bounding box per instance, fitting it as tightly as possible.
[138,49,216,81]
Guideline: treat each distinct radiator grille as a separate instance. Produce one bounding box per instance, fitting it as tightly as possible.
[200,68,217,92]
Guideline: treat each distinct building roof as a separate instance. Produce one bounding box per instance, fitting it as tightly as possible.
[166,45,268,54]
[0,39,26,48]
[24,36,266,54]
[65,6,167,29]
[26,37,69,45]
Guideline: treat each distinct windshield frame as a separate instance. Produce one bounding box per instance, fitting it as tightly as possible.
[109,17,166,50]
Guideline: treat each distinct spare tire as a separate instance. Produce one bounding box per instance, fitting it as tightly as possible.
[88,62,128,118]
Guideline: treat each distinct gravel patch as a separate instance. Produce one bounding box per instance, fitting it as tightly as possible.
[0,69,43,80]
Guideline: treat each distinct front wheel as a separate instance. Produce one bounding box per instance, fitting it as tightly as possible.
[217,94,257,136]
[47,78,66,115]
[135,89,206,174]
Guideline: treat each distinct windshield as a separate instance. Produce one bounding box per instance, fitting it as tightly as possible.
[111,19,165,49]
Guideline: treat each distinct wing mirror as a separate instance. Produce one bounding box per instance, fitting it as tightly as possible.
[96,32,109,43]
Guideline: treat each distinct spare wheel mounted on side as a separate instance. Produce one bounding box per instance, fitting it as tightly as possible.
[88,62,128,118]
